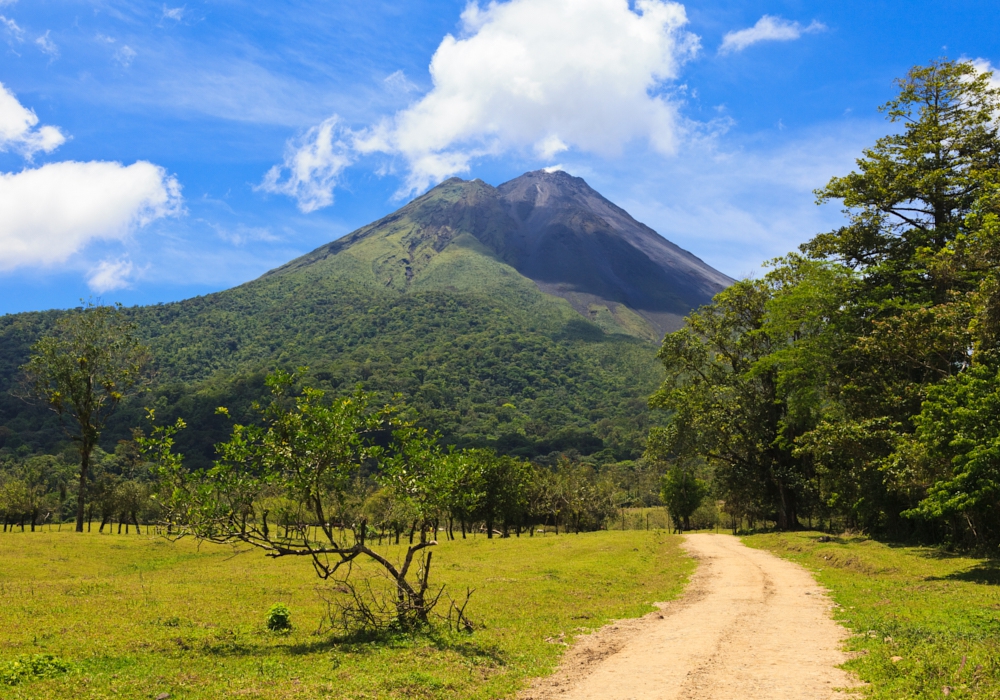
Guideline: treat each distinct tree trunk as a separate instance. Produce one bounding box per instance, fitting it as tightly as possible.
[75,442,92,533]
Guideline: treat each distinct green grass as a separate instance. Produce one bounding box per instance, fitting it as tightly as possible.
[745,532,1000,699]
[0,529,693,699]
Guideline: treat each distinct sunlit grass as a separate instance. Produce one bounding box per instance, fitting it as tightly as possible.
[0,529,693,699]
[746,532,1000,699]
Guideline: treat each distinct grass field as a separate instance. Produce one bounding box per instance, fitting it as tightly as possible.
[0,529,693,699]
[746,532,1000,699]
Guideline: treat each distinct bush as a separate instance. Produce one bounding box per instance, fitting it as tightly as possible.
[0,654,73,686]
[688,500,720,530]
[265,603,292,632]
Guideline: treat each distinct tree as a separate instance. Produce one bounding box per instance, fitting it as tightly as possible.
[19,303,151,532]
[903,362,1000,548]
[794,59,1000,536]
[801,59,1000,426]
[806,60,1000,297]
[144,371,447,627]
[660,463,708,532]
[469,449,531,538]
[648,279,804,529]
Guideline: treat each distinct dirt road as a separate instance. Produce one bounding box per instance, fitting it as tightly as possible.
[522,533,860,700]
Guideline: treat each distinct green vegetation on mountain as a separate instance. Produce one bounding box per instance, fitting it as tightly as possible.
[1,174,714,468]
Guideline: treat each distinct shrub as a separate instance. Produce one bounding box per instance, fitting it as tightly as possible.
[0,654,73,686]
[265,603,292,632]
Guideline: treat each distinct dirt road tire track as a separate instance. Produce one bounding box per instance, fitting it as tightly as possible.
[520,533,861,700]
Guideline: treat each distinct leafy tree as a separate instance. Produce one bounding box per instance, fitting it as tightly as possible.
[903,362,1000,547]
[143,371,447,627]
[468,449,532,538]
[648,279,804,529]
[660,463,708,532]
[794,59,1000,536]
[18,304,151,532]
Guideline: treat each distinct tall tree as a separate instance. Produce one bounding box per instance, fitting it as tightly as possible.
[804,60,1000,415]
[796,59,1000,534]
[648,279,804,529]
[19,303,151,532]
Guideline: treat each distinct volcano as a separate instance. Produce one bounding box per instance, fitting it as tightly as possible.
[0,170,731,462]
[270,169,730,337]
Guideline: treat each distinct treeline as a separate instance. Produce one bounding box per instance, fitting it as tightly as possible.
[647,60,1000,549]
[0,444,156,533]
[0,442,666,537]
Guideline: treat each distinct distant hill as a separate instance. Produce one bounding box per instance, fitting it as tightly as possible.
[0,170,731,466]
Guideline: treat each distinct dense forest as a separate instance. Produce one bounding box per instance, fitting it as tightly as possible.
[648,60,1000,549]
[0,277,663,468]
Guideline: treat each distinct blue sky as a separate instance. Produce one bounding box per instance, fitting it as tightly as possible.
[1,0,998,314]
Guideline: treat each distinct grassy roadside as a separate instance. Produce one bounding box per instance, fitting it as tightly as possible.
[745,532,1000,699]
[0,529,693,699]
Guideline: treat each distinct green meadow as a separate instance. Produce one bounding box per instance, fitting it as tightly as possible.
[0,530,693,700]
[747,533,1000,699]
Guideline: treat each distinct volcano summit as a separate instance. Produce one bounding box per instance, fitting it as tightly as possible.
[272,169,731,338]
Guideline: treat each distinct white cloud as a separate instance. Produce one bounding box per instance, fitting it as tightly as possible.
[263,0,699,210]
[1,13,24,43]
[35,30,58,58]
[88,257,136,293]
[0,160,182,271]
[719,15,825,55]
[209,222,279,246]
[258,116,354,212]
[971,58,1000,92]
[162,5,185,21]
[383,70,418,95]
[0,82,66,158]
[114,44,137,67]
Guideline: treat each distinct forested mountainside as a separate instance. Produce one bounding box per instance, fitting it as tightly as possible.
[0,171,730,467]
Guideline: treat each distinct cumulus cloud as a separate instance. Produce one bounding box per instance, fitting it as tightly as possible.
[0,82,183,272]
[262,0,699,210]
[35,30,58,58]
[0,161,182,271]
[0,82,66,158]
[971,58,1000,91]
[719,15,825,55]
[88,257,137,293]
[258,116,354,212]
